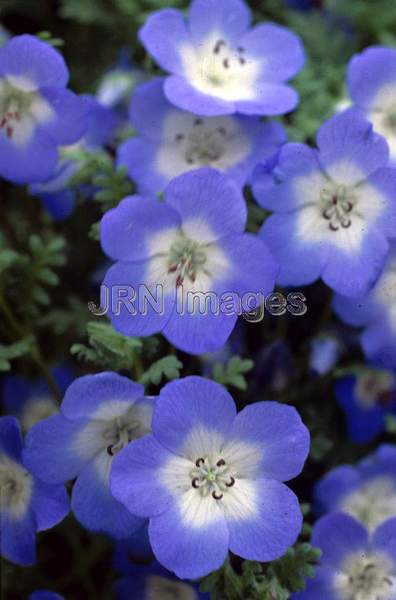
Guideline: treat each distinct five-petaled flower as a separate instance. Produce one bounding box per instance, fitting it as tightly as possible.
[254,108,396,297]
[291,513,396,600]
[110,376,310,579]
[348,46,396,163]
[0,35,88,184]
[100,168,278,355]
[23,372,155,539]
[118,77,286,196]
[315,444,396,533]
[0,417,69,565]
[139,0,304,117]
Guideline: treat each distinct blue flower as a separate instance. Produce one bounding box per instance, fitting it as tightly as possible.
[96,51,144,114]
[114,561,208,600]
[29,592,63,600]
[292,513,396,599]
[315,444,396,532]
[113,522,153,574]
[100,168,278,355]
[2,366,73,432]
[23,372,155,539]
[348,46,396,162]
[118,77,286,196]
[335,368,396,444]
[309,335,342,376]
[29,96,120,221]
[0,35,88,184]
[110,376,310,579]
[139,0,304,117]
[0,417,68,565]
[333,245,396,368]
[255,108,396,297]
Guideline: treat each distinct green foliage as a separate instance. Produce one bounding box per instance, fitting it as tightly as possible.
[0,337,35,372]
[200,542,321,600]
[213,356,254,391]
[36,31,64,47]
[325,0,396,45]
[139,355,183,385]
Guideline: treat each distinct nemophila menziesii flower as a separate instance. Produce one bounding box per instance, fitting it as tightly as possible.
[139,0,304,117]
[0,35,88,184]
[115,562,208,600]
[0,417,68,565]
[111,377,310,579]
[309,334,342,376]
[101,168,278,355]
[29,96,120,221]
[348,47,396,162]
[2,366,73,432]
[333,245,396,368]
[291,513,396,600]
[29,592,64,600]
[334,368,396,444]
[118,77,287,196]
[315,444,396,533]
[255,108,396,297]
[23,372,155,539]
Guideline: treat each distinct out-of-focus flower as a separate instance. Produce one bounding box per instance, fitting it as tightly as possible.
[309,335,342,376]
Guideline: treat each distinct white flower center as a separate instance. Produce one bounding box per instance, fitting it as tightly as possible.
[373,259,396,332]
[0,453,33,519]
[334,552,396,600]
[167,233,208,287]
[190,456,236,501]
[147,576,196,600]
[340,476,396,532]
[103,408,150,456]
[320,184,356,231]
[354,371,395,410]
[174,117,229,166]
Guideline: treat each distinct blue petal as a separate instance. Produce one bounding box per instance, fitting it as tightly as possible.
[188,0,251,44]
[39,190,75,221]
[0,35,68,88]
[239,23,304,82]
[30,479,69,531]
[149,500,229,579]
[23,414,89,484]
[61,372,143,420]
[29,592,64,600]
[227,478,302,561]
[117,138,167,197]
[311,513,368,568]
[139,9,191,75]
[111,435,175,518]
[0,416,22,460]
[40,87,89,145]
[314,465,361,515]
[371,517,396,564]
[100,195,181,262]
[164,168,247,241]
[0,509,37,566]
[152,376,236,456]
[367,167,396,238]
[347,47,396,109]
[164,76,235,116]
[228,401,310,481]
[72,452,144,539]
[235,83,299,116]
[128,78,169,141]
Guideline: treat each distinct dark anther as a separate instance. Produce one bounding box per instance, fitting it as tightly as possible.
[217,126,226,136]
[237,46,245,53]
[239,57,246,65]
[216,459,226,467]
[322,208,333,220]
[226,477,235,487]
[107,445,115,456]
[175,133,184,141]
[186,157,195,164]
[195,457,205,467]
[341,219,351,229]
[213,40,226,54]
[329,222,340,232]
[192,478,200,488]
[194,118,203,126]
[212,491,223,500]
[345,202,353,213]
[223,58,230,69]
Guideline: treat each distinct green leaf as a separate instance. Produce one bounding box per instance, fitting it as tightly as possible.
[0,337,35,371]
[139,355,183,386]
[213,355,254,391]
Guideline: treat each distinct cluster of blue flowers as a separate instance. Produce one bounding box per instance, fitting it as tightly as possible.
[2,0,396,598]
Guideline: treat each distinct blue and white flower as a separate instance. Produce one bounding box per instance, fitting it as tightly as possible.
[315,444,396,533]
[0,417,69,565]
[333,244,396,368]
[348,46,396,162]
[292,513,396,600]
[334,367,396,443]
[111,376,310,579]
[139,0,304,116]
[118,77,286,196]
[255,108,396,297]
[101,168,278,355]
[23,372,155,539]
[0,35,88,184]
